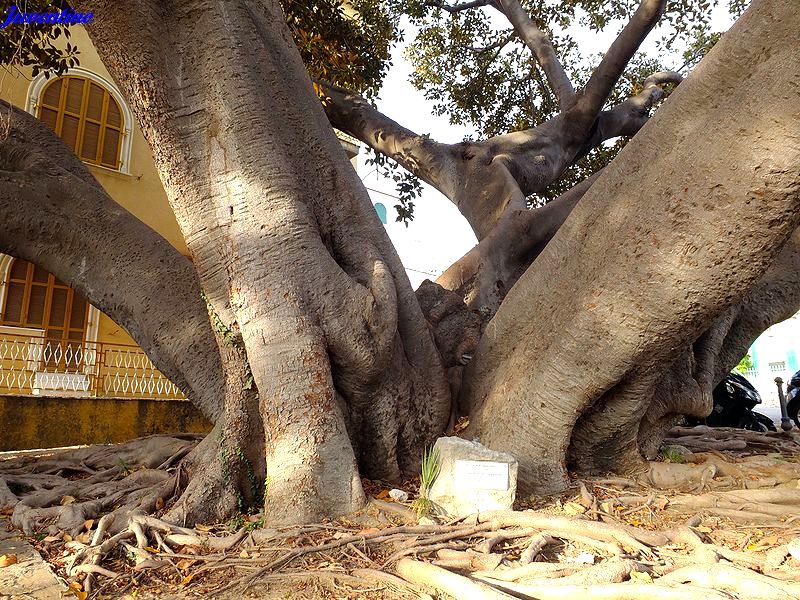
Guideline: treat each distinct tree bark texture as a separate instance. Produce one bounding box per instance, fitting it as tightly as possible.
[462,0,800,496]
[76,0,451,524]
[638,227,800,457]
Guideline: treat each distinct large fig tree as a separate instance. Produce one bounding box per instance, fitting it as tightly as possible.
[0,0,798,527]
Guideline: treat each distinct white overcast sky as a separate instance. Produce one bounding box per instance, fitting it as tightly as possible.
[356,5,736,287]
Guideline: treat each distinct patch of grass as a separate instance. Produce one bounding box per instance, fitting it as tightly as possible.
[412,445,440,518]
[116,457,132,475]
[228,514,246,530]
[228,513,264,532]
[659,445,686,464]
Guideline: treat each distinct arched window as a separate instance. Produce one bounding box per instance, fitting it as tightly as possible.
[36,75,124,170]
[374,202,388,225]
[0,259,89,345]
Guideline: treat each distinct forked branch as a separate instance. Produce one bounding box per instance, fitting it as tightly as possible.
[580,71,683,154]
[576,0,667,125]
[494,0,575,110]
[426,0,493,14]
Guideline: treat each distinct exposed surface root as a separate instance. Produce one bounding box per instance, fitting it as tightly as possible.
[1,426,799,599]
[0,435,202,537]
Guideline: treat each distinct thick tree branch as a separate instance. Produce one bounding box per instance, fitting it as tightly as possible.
[318,80,459,199]
[493,0,575,110]
[437,171,600,312]
[0,102,224,421]
[426,0,492,14]
[574,0,667,126]
[578,71,683,156]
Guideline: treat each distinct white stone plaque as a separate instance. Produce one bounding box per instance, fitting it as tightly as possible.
[454,460,509,491]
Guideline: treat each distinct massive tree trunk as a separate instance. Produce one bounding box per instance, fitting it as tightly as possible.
[75,0,450,525]
[638,227,800,457]
[462,0,800,496]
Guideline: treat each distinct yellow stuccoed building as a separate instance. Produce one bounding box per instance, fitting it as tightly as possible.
[0,26,359,450]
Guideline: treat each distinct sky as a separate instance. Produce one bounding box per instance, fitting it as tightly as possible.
[356,4,736,288]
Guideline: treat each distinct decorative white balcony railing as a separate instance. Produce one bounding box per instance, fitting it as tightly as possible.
[0,332,185,400]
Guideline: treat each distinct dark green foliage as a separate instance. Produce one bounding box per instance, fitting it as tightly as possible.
[0,1,79,77]
[1,0,402,97]
[282,0,401,97]
[364,148,423,225]
[404,0,747,137]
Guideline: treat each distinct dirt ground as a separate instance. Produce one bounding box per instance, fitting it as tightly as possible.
[2,425,800,599]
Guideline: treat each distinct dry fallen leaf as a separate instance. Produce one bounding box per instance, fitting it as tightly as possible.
[155,497,165,510]
[0,554,18,568]
[180,574,194,586]
[563,501,586,516]
[697,525,713,533]
[63,581,88,600]
[239,550,249,559]
[60,495,76,505]
[83,519,94,531]
[627,519,642,527]
[752,535,779,549]
[176,559,196,571]
[75,532,92,544]
[631,570,653,583]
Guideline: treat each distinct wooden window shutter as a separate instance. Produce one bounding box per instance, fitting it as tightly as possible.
[36,76,125,171]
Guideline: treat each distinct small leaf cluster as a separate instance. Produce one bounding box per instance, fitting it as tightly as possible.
[0,1,80,77]
[364,147,422,225]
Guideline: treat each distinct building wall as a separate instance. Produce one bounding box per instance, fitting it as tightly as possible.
[1,27,188,256]
[744,312,800,407]
[0,395,211,451]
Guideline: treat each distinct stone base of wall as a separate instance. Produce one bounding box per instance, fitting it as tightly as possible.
[0,396,212,451]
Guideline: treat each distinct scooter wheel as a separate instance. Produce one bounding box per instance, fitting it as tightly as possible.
[751,412,777,432]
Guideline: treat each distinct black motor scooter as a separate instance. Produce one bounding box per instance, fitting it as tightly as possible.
[686,373,777,432]
[786,370,800,428]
